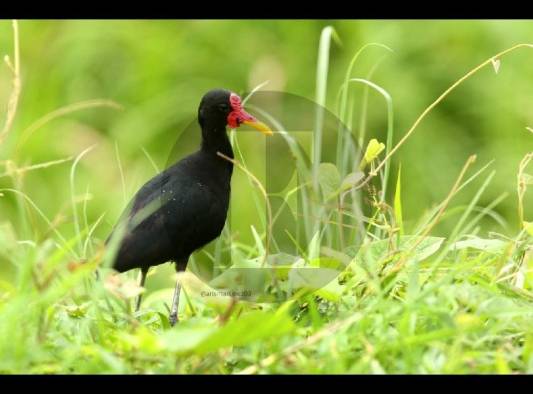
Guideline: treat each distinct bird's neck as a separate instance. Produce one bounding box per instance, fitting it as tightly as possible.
[200,126,234,163]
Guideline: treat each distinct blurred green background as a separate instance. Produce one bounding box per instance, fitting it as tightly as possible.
[0,20,532,285]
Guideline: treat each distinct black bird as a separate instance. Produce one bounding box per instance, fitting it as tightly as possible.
[106,89,272,326]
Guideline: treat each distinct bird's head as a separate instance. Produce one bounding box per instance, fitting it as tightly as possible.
[198,89,273,135]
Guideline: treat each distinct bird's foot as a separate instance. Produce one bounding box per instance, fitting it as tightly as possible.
[169,312,179,327]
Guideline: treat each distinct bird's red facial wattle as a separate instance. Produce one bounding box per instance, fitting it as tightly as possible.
[227,93,273,135]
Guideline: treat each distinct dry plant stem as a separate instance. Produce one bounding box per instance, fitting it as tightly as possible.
[517,152,532,227]
[0,156,73,178]
[337,195,345,250]
[216,151,272,267]
[71,145,97,256]
[390,155,477,273]
[354,43,533,192]
[238,312,362,374]
[0,20,21,146]
[217,297,238,326]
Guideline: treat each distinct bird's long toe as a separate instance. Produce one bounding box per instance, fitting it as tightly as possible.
[169,312,179,327]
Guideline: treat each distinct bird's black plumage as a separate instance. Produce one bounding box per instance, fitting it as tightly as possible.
[106,88,271,324]
[107,89,236,273]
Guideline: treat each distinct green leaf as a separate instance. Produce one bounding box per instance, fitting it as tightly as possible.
[266,252,301,266]
[193,310,295,354]
[451,237,508,254]
[314,277,344,302]
[161,318,216,354]
[158,312,171,330]
[340,171,364,193]
[264,253,302,280]
[320,246,352,266]
[208,264,271,296]
[161,308,296,354]
[288,266,341,295]
[402,237,445,262]
[309,257,345,270]
[318,162,341,201]
[348,236,445,271]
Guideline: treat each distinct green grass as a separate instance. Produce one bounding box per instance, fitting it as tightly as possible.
[0,22,532,374]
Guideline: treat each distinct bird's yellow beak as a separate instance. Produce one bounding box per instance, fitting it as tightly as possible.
[242,119,273,136]
[227,92,273,135]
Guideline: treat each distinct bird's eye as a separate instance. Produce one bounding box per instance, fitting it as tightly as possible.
[218,104,229,112]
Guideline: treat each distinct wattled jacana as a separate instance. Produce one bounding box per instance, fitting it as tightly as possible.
[107,89,272,326]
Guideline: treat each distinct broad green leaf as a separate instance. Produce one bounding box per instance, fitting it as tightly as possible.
[161,318,216,354]
[314,277,344,302]
[193,310,295,354]
[264,253,302,280]
[401,237,445,262]
[208,265,271,296]
[266,252,301,266]
[288,266,341,294]
[451,237,508,254]
[309,257,345,270]
[320,246,352,266]
[340,171,364,192]
[318,162,341,201]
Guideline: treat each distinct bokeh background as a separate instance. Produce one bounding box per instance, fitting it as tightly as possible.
[1,20,532,288]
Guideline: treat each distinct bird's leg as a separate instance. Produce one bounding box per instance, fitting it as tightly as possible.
[135,267,149,312]
[169,278,181,327]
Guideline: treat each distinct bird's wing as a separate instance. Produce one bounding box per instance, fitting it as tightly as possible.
[109,164,227,272]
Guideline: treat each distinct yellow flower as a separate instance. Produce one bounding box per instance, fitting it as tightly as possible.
[360,138,385,170]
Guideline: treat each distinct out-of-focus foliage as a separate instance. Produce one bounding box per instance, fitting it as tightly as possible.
[0,20,532,374]
[1,21,532,246]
